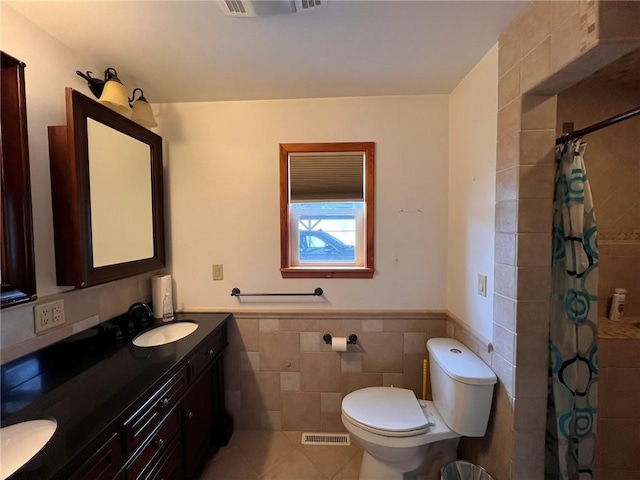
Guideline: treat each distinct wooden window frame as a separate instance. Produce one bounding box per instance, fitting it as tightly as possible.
[279,142,375,279]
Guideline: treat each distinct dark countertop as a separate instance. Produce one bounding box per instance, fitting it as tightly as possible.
[1,312,231,480]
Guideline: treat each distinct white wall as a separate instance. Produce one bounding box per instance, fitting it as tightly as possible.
[447,44,498,341]
[156,95,450,310]
[1,4,99,297]
[1,6,157,363]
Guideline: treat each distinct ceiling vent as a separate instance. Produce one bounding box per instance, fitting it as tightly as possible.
[295,0,324,11]
[219,0,325,17]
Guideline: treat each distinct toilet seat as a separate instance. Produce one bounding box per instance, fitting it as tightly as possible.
[342,387,429,438]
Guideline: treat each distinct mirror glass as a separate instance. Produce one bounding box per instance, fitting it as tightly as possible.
[87,118,153,267]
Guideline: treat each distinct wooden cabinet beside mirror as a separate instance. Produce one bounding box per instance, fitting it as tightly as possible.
[48,88,165,288]
[1,51,37,308]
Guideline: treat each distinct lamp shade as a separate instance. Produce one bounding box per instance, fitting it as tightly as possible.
[131,96,157,128]
[99,78,132,117]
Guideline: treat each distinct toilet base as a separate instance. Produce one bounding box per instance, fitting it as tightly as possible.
[360,451,409,480]
[358,438,460,480]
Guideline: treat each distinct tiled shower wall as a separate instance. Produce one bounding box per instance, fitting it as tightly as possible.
[595,338,640,478]
[556,57,640,318]
[486,1,640,479]
[223,312,446,432]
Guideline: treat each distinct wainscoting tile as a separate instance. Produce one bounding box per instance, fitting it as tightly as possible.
[341,373,383,396]
[382,373,404,388]
[259,332,300,371]
[300,352,341,392]
[241,371,281,411]
[360,332,403,374]
[280,372,300,391]
[320,392,341,413]
[281,392,321,431]
[340,352,362,373]
[403,332,426,354]
[300,332,320,352]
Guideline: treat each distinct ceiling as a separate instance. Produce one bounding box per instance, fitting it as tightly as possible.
[9,0,528,104]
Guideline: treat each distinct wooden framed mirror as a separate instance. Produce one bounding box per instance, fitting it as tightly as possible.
[48,88,165,288]
[1,52,37,307]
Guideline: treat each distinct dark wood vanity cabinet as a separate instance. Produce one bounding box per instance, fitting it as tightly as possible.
[67,322,230,480]
[182,327,229,479]
[182,364,214,479]
[70,430,123,480]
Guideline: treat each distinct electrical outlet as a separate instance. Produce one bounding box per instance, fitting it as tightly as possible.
[212,264,224,280]
[477,274,487,297]
[51,300,65,326]
[34,300,65,333]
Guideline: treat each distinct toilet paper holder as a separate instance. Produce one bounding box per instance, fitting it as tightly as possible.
[323,333,358,345]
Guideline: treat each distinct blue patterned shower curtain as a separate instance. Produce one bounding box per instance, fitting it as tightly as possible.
[546,141,599,480]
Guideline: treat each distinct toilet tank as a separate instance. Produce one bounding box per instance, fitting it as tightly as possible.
[427,338,497,437]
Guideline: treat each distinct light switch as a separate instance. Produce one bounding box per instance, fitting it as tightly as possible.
[212,264,224,280]
[477,274,487,297]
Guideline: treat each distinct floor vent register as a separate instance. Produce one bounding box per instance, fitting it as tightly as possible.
[301,432,351,446]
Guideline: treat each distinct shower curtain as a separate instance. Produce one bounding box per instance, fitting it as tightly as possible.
[546,141,599,480]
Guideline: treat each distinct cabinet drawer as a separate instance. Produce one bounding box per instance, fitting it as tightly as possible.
[71,430,123,480]
[126,408,180,480]
[124,368,186,454]
[188,326,225,381]
[146,436,184,480]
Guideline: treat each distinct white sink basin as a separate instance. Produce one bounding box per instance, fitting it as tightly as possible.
[1,419,57,479]
[132,321,198,347]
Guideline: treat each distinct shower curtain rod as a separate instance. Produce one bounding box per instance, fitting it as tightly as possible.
[556,105,640,145]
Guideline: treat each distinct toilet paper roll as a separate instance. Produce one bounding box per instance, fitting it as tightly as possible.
[332,337,348,352]
[152,274,172,319]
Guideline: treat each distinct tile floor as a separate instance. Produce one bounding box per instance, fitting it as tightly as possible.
[199,430,363,479]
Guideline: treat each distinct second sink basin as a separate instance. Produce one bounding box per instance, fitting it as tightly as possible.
[1,419,57,479]
[132,321,199,347]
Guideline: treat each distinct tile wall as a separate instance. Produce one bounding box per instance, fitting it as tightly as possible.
[486,1,640,479]
[595,338,640,479]
[0,272,159,364]
[556,47,640,478]
[223,311,447,432]
[556,51,640,318]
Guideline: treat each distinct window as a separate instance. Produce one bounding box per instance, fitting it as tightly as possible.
[279,142,375,278]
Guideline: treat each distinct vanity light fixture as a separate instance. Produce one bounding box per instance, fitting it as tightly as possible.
[76,67,131,117]
[129,88,158,128]
[76,67,114,98]
[75,67,157,128]
[98,70,132,117]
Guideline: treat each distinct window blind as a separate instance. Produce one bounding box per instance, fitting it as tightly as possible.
[289,153,364,202]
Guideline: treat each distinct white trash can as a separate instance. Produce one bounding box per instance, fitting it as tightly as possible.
[441,460,494,480]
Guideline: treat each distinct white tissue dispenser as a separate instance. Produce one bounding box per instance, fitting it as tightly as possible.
[152,274,174,320]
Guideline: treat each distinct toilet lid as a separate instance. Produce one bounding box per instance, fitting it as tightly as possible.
[342,387,428,437]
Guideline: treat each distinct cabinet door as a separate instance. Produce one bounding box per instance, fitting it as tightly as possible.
[181,366,213,479]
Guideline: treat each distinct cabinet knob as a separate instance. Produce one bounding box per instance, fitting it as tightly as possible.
[156,438,164,448]
[208,348,214,356]
[187,411,194,420]
[160,398,169,409]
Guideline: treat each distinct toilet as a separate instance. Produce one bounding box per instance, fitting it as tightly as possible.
[341,338,497,480]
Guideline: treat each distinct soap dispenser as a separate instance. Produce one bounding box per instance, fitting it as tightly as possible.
[608,288,626,321]
[162,291,174,322]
